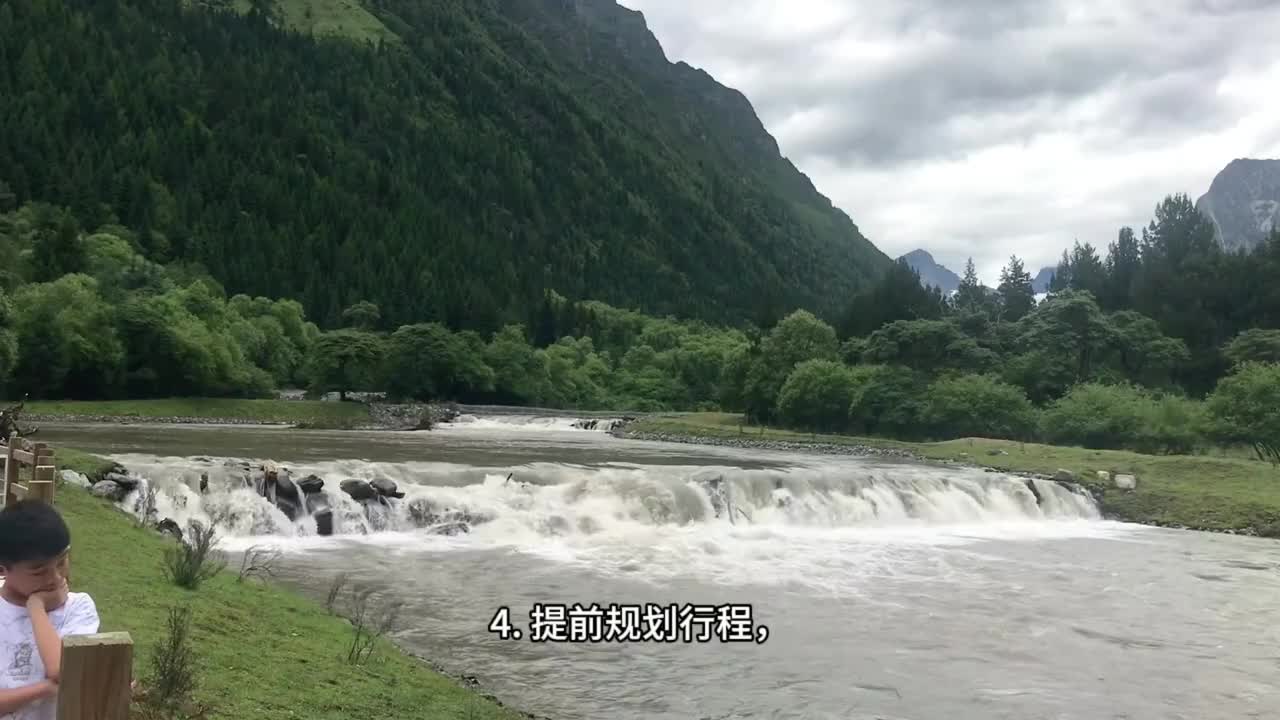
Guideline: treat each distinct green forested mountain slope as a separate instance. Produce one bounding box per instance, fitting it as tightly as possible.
[0,0,890,332]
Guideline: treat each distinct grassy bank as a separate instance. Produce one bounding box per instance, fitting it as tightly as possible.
[54,452,527,720]
[628,413,1280,537]
[25,399,372,427]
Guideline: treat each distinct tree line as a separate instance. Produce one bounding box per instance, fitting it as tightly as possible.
[4,190,1280,458]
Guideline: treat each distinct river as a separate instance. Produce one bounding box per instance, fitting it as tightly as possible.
[40,418,1280,720]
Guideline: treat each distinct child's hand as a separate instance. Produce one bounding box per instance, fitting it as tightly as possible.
[26,577,69,612]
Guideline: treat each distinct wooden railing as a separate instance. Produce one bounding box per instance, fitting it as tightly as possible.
[57,633,133,719]
[2,431,55,507]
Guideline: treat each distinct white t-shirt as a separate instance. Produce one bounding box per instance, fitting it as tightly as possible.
[0,593,100,720]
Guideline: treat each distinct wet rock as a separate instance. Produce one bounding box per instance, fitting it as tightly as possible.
[156,518,183,541]
[1114,473,1138,490]
[340,479,377,501]
[407,498,439,526]
[305,493,331,515]
[1024,478,1044,506]
[298,475,325,494]
[1053,469,1075,482]
[104,472,140,490]
[314,508,334,536]
[90,481,127,502]
[274,471,299,499]
[275,496,301,522]
[59,470,91,489]
[371,478,404,499]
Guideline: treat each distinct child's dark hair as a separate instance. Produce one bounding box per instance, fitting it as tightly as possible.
[0,499,70,566]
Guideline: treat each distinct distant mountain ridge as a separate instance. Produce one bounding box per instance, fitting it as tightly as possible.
[899,249,961,293]
[1031,267,1055,294]
[1196,158,1280,253]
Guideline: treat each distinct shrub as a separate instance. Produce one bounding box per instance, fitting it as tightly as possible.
[1134,393,1206,455]
[1040,383,1147,450]
[922,374,1037,441]
[1041,382,1208,454]
[777,360,856,432]
[1207,362,1280,463]
[141,605,200,717]
[162,520,226,590]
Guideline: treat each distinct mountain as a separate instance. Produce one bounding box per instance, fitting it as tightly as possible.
[899,250,961,293]
[1195,158,1280,253]
[1031,267,1055,294]
[0,0,891,331]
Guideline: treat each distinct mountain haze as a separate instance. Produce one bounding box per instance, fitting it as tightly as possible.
[0,0,890,331]
[1196,158,1280,253]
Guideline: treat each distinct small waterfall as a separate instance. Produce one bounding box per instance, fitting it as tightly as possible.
[111,455,1102,543]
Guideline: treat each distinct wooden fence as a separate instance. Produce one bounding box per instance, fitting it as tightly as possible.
[2,431,55,507]
[0,435,134,717]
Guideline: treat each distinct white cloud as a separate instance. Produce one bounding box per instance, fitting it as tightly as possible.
[618,0,1280,284]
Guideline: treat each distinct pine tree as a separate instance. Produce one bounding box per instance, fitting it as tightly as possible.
[954,258,988,313]
[997,255,1035,321]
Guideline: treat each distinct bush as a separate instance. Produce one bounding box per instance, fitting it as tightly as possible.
[848,365,928,439]
[162,520,226,590]
[1040,383,1146,449]
[1207,362,1280,463]
[922,374,1037,440]
[139,605,201,718]
[777,360,856,432]
[1041,383,1207,454]
[1135,393,1206,455]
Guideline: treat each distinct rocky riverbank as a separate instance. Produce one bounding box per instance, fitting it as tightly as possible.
[615,427,924,460]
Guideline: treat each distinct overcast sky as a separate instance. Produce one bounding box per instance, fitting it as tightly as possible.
[617,0,1280,285]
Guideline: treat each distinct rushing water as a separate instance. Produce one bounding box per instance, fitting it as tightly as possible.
[41,420,1280,720]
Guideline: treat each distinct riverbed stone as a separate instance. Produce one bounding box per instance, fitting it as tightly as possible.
[340,479,377,501]
[274,471,299,499]
[156,518,183,541]
[90,480,127,502]
[298,475,325,494]
[1053,469,1075,482]
[1114,473,1138,490]
[371,477,404,499]
[59,470,91,488]
[104,472,140,490]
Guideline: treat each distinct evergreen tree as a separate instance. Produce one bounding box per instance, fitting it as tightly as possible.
[996,255,1035,321]
[953,258,988,313]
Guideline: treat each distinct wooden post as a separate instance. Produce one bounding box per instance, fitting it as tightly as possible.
[2,431,15,507]
[56,632,133,720]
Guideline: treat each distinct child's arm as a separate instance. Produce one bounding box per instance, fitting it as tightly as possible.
[0,680,58,714]
[26,581,69,683]
[27,581,99,684]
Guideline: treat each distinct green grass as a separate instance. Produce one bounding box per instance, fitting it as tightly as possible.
[229,0,399,44]
[25,399,372,426]
[630,413,1280,536]
[54,452,523,720]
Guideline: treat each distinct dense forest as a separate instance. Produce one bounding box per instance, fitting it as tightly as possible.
[3,192,1280,458]
[3,0,1280,458]
[0,0,888,333]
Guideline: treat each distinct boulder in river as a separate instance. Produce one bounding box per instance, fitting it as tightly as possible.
[274,471,299,500]
[305,493,331,515]
[90,481,127,502]
[371,477,404,499]
[314,508,334,537]
[156,518,183,541]
[1114,473,1138,490]
[103,472,140,490]
[340,479,377,501]
[1053,469,1075,482]
[298,474,325,494]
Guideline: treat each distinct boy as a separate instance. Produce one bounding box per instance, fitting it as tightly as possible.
[0,500,99,720]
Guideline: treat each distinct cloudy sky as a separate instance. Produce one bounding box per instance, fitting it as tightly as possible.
[617,0,1280,285]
